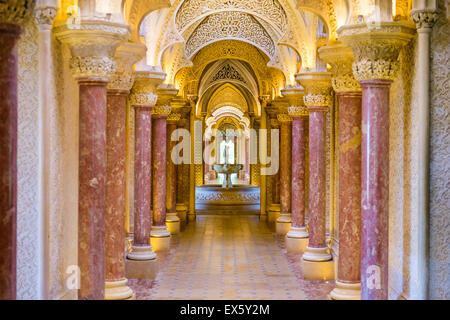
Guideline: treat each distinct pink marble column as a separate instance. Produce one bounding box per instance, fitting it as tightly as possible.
[360,80,391,300]
[77,80,108,299]
[0,23,21,301]
[303,105,332,261]
[271,120,281,205]
[105,90,133,299]
[166,121,178,215]
[336,92,362,295]
[127,105,156,260]
[151,107,171,242]
[289,115,307,233]
[276,115,292,233]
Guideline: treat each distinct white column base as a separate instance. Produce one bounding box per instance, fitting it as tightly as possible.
[151,226,171,251]
[127,245,157,261]
[105,279,134,300]
[166,212,180,234]
[286,227,309,252]
[330,281,361,300]
[125,258,158,279]
[276,214,291,234]
[303,246,332,262]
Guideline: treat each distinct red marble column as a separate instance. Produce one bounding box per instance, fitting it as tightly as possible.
[151,110,171,240]
[289,115,307,232]
[77,80,108,299]
[335,92,362,294]
[276,115,292,232]
[166,121,177,215]
[360,80,391,300]
[105,90,133,299]
[0,23,21,301]
[303,106,332,261]
[271,121,281,205]
[127,105,156,260]
[279,119,292,215]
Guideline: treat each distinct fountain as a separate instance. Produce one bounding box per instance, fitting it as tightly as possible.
[213,142,243,188]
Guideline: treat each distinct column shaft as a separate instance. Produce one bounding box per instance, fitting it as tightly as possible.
[290,117,306,229]
[166,122,177,214]
[336,92,362,288]
[279,121,292,217]
[128,106,156,260]
[78,80,108,299]
[0,24,21,300]
[360,80,391,300]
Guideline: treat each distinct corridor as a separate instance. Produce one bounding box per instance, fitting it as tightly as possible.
[128,216,335,300]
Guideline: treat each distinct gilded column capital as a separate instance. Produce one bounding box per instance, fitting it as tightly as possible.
[0,0,36,27]
[152,105,172,117]
[54,20,131,81]
[129,70,164,107]
[107,42,146,92]
[277,114,292,123]
[288,106,309,117]
[155,85,179,118]
[410,9,439,30]
[34,0,57,30]
[338,22,415,82]
[281,86,305,107]
[295,72,332,107]
[318,42,361,93]
[167,112,182,123]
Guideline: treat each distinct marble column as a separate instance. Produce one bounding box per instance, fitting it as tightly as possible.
[166,112,182,234]
[151,103,173,251]
[319,43,363,299]
[55,19,130,300]
[104,43,145,300]
[126,70,164,279]
[0,1,35,300]
[286,106,309,253]
[276,113,292,235]
[296,72,334,280]
[266,109,281,224]
[409,8,438,300]
[339,22,414,299]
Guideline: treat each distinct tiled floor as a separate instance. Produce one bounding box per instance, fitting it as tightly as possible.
[129,215,334,300]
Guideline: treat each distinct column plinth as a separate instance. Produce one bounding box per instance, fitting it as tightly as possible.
[339,22,414,299]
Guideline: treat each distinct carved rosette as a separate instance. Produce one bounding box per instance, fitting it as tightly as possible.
[296,72,332,108]
[410,9,439,30]
[54,20,131,82]
[318,43,361,93]
[34,4,57,29]
[0,0,36,27]
[338,23,415,82]
[107,42,147,92]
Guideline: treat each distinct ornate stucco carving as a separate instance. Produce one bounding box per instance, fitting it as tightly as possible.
[296,72,332,107]
[277,113,292,122]
[211,63,246,84]
[54,20,131,81]
[185,11,276,58]
[108,42,147,92]
[152,105,172,116]
[34,4,57,28]
[176,0,288,34]
[288,106,309,116]
[318,42,361,93]
[129,71,164,107]
[0,0,36,26]
[338,23,416,82]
